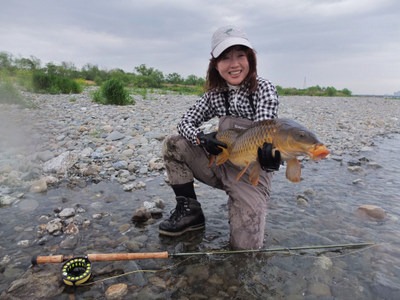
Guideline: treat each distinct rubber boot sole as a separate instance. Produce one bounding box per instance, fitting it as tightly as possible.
[159,223,205,237]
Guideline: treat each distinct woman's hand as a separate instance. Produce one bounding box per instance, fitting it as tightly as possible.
[258,143,281,171]
[197,131,227,155]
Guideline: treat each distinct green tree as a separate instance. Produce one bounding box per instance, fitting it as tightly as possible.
[81,63,108,83]
[184,74,205,86]
[0,52,13,71]
[325,86,337,96]
[166,72,184,84]
[341,88,352,96]
[133,64,164,88]
[14,56,41,70]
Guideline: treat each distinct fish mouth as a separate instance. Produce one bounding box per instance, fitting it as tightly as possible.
[308,144,330,160]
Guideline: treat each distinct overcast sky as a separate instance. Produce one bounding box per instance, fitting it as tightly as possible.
[1,0,399,95]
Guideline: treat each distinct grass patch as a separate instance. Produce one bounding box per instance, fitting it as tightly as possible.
[0,79,35,108]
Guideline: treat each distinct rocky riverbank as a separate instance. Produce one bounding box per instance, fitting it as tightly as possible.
[1,90,399,199]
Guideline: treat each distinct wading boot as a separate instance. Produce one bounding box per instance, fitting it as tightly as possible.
[159,196,205,236]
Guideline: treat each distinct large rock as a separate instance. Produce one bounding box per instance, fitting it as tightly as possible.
[4,266,63,299]
[43,151,78,174]
[356,204,386,220]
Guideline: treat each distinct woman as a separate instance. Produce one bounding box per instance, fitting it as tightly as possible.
[159,25,281,250]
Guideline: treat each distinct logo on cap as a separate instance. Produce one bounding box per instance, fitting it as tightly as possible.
[224,28,233,35]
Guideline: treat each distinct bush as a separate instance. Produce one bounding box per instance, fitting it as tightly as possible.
[32,70,82,94]
[92,78,134,105]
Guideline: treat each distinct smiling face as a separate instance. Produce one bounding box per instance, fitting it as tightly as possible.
[216,46,250,86]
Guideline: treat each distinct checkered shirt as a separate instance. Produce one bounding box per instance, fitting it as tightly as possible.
[177,77,279,144]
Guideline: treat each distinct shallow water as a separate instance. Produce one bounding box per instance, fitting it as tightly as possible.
[1,135,399,299]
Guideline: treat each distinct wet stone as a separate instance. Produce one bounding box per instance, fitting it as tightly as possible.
[352,178,365,185]
[29,178,47,193]
[18,199,39,212]
[308,282,332,297]
[46,218,62,234]
[347,165,364,173]
[131,207,151,223]
[105,283,128,299]
[60,234,79,249]
[118,223,131,233]
[357,205,386,220]
[59,207,75,218]
[314,255,333,270]
[64,223,79,235]
[296,195,309,206]
[124,240,143,251]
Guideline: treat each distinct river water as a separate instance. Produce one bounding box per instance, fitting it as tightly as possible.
[1,135,399,299]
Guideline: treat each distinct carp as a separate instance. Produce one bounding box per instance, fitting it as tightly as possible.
[212,118,330,185]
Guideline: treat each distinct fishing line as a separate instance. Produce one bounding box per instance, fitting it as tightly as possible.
[78,257,193,286]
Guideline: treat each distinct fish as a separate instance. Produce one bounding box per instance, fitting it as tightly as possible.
[211,118,330,185]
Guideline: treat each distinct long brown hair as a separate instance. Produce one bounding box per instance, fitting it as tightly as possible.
[205,45,258,92]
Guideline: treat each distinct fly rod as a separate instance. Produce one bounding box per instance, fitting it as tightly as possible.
[31,242,375,286]
[32,242,374,265]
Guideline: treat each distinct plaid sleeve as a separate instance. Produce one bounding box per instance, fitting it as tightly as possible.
[254,78,279,121]
[177,93,216,144]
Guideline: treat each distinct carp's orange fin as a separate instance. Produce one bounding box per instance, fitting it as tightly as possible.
[208,155,216,167]
[236,162,251,182]
[215,147,230,166]
[249,162,261,186]
[286,158,302,183]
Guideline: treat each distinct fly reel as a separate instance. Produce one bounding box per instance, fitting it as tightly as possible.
[61,256,92,286]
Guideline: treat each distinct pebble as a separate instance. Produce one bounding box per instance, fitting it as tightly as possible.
[58,207,75,218]
[296,194,309,206]
[105,283,128,300]
[29,178,47,193]
[314,255,333,270]
[45,218,63,234]
[308,282,332,297]
[18,199,39,212]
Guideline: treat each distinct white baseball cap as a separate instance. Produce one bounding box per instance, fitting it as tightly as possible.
[211,25,253,58]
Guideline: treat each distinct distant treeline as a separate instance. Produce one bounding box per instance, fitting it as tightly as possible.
[0,51,352,96]
[276,85,352,97]
[0,52,206,95]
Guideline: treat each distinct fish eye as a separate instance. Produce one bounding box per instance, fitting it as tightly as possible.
[298,131,306,138]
